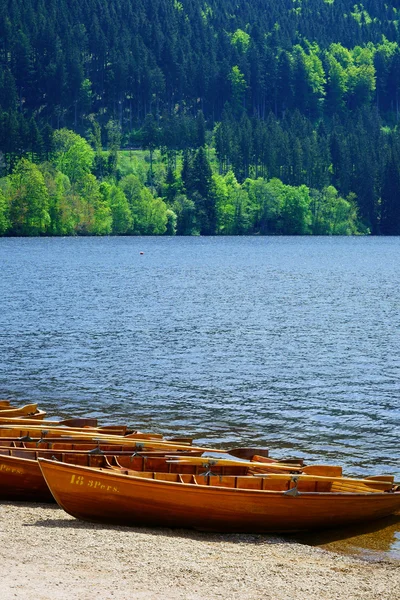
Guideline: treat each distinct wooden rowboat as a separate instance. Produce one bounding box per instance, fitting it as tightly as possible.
[0,448,277,502]
[0,404,46,419]
[0,451,254,502]
[38,458,400,532]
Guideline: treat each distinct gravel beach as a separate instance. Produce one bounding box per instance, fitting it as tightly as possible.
[0,502,399,600]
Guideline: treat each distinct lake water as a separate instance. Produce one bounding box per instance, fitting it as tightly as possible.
[0,236,399,559]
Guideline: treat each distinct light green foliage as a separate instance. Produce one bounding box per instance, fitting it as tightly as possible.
[120,173,168,234]
[172,194,198,235]
[53,129,95,184]
[88,119,103,154]
[148,158,167,192]
[200,4,213,23]
[7,158,50,235]
[120,174,143,207]
[165,209,177,235]
[40,163,76,235]
[214,171,233,234]
[303,43,326,97]
[375,37,398,61]
[0,187,10,234]
[294,44,326,98]
[352,45,374,66]
[347,62,376,104]
[326,54,348,111]
[230,65,246,91]
[326,43,375,107]
[100,182,132,234]
[243,177,312,235]
[231,29,251,54]
[118,151,148,182]
[213,168,362,236]
[0,143,368,237]
[328,43,353,69]
[76,174,112,235]
[134,188,168,234]
[350,4,372,25]
[244,177,283,234]
[311,186,361,234]
[214,171,251,234]
[279,183,312,234]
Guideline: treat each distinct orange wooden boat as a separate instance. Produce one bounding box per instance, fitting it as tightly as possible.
[38,458,400,532]
[0,448,276,502]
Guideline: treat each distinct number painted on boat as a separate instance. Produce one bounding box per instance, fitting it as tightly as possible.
[0,463,23,475]
[69,474,119,493]
[70,474,85,485]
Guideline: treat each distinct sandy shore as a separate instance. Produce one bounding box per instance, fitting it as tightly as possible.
[0,502,399,600]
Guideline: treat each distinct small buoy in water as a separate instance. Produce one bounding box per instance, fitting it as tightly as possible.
[140,251,144,255]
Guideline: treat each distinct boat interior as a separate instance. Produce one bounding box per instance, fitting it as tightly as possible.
[102,457,396,494]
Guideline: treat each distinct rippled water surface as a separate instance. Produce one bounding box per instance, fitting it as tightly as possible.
[0,236,399,555]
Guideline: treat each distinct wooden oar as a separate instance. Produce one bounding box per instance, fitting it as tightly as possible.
[167,455,395,486]
[167,455,303,473]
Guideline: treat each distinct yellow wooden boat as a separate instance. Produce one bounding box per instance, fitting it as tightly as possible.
[0,404,45,418]
[38,457,400,532]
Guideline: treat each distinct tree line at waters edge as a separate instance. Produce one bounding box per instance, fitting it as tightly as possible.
[0,125,364,236]
[2,0,400,234]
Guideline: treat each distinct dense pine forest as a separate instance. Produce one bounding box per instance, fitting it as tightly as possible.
[1,0,400,235]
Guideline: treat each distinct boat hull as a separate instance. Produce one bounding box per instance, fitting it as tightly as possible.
[0,454,54,502]
[0,451,249,502]
[38,459,400,533]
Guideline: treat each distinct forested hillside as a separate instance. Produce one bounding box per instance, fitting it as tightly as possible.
[1,0,400,235]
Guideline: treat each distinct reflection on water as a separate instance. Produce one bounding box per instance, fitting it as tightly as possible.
[0,236,399,560]
[291,512,400,561]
